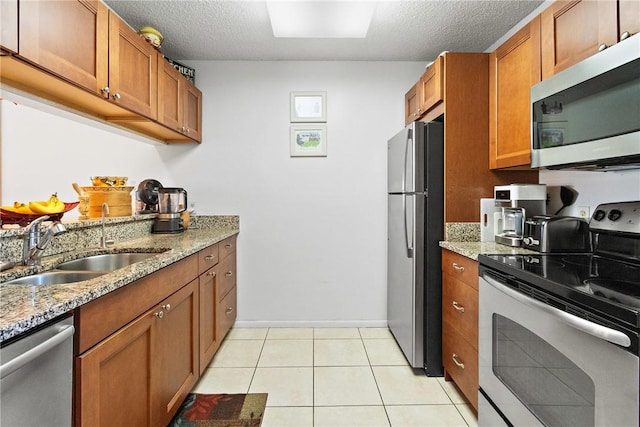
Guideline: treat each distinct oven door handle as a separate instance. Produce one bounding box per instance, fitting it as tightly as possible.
[484,273,632,348]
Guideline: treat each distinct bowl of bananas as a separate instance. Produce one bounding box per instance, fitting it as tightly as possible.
[0,193,79,226]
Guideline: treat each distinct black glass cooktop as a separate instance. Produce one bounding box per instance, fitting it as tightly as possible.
[479,253,640,329]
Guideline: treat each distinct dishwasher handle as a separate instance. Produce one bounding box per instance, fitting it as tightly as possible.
[483,272,632,348]
[0,324,75,379]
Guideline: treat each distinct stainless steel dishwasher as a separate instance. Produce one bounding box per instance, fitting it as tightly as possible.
[1,314,74,427]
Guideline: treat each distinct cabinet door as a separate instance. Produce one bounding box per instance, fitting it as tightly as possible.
[76,311,156,427]
[419,56,444,114]
[404,82,420,125]
[489,17,541,169]
[156,280,199,426]
[541,0,617,79]
[183,82,203,142]
[158,57,182,132]
[619,0,640,41]
[199,267,219,374]
[217,285,237,341]
[18,0,108,94]
[0,0,18,53]
[108,12,158,119]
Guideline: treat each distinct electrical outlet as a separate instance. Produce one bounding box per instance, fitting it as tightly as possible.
[577,206,590,218]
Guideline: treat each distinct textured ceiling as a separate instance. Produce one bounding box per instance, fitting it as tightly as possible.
[104,0,545,62]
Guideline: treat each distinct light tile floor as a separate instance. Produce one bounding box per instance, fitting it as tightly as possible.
[192,327,478,427]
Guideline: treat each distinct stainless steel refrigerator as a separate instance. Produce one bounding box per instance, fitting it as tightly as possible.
[387,120,444,375]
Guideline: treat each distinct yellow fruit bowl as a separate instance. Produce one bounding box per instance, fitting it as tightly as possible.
[0,202,79,227]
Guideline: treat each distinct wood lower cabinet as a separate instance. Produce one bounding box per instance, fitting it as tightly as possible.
[198,235,237,373]
[441,249,479,410]
[17,0,108,95]
[489,16,541,169]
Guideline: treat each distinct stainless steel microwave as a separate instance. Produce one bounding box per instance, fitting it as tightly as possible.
[531,33,640,170]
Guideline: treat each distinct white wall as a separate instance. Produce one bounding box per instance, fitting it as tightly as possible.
[159,61,425,327]
[1,61,425,327]
[0,92,177,206]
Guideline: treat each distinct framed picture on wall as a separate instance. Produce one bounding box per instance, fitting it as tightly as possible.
[290,91,326,122]
[290,124,327,157]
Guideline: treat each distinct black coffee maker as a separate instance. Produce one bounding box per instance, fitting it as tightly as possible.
[152,187,187,233]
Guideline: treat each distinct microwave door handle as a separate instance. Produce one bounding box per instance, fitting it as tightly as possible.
[483,273,632,348]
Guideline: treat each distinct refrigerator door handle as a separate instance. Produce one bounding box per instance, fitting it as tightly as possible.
[404,128,414,259]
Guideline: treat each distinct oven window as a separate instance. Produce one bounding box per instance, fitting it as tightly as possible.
[493,314,595,426]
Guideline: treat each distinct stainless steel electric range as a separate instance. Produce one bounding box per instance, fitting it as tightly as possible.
[478,201,640,427]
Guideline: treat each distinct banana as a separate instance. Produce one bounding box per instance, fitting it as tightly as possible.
[1,202,35,214]
[29,193,65,214]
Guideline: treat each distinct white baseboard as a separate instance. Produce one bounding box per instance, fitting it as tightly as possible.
[233,319,388,328]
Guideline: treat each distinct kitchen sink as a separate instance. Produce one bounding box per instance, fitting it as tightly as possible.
[2,271,106,286]
[56,252,159,272]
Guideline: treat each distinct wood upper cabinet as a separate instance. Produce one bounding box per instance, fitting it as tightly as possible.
[540,0,626,79]
[404,57,444,125]
[158,58,203,142]
[108,11,158,119]
[404,81,421,125]
[17,0,108,94]
[0,0,18,54]
[418,56,444,115]
[619,0,640,41]
[489,16,541,169]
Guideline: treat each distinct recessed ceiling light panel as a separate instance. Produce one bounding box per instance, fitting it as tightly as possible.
[267,1,376,38]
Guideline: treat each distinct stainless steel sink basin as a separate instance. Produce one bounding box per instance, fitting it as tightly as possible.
[2,271,106,286]
[56,253,158,272]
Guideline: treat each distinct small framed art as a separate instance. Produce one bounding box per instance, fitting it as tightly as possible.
[290,124,327,157]
[290,91,326,122]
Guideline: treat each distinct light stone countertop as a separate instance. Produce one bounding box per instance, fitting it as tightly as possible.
[439,240,537,261]
[0,219,239,342]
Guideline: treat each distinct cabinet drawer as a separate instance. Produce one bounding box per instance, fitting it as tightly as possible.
[442,326,478,410]
[219,235,236,260]
[216,252,236,302]
[442,275,478,349]
[198,244,219,275]
[217,285,236,341]
[442,249,478,289]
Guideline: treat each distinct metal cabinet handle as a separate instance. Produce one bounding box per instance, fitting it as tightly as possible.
[162,304,171,311]
[621,31,631,41]
[204,255,215,261]
[112,92,121,101]
[452,353,465,369]
[226,307,234,315]
[207,271,215,277]
[225,244,233,249]
[452,263,465,272]
[101,86,110,97]
[225,271,233,277]
[155,310,164,319]
[598,43,608,52]
[452,301,465,312]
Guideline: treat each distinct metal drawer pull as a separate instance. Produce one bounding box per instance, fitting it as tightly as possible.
[452,301,465,312]
[226,307,234,315]
[452,353,465,369]
[452,263,465,272]
[225,271,233,277]
[162,304,171,311]
[225,244,233,249]
[207,271,215,277]
[204,255,215,261]
[155,310,164,319]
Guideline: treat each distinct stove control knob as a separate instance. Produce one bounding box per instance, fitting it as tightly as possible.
[608,209,622,221]
[593,209,606,221]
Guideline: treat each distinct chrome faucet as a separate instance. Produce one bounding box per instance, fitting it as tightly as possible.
[22,216,67,266]
[100,203,114,249]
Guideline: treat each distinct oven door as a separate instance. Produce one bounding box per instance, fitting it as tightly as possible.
[479,270,639,427]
